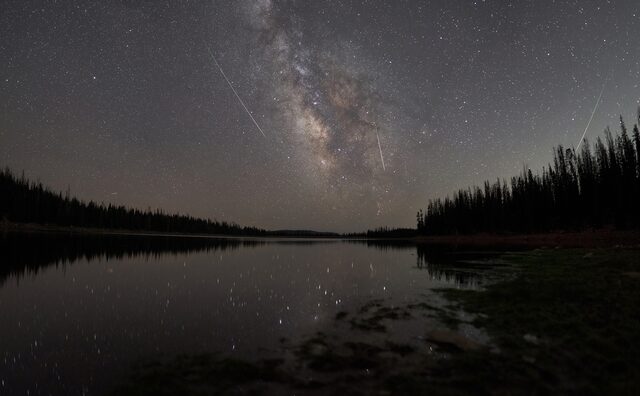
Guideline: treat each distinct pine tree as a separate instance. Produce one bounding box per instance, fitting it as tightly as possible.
[417,110,640,234]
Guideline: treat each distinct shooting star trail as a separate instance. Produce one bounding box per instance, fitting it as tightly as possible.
[376,131,386,171]
[207,47,266,137]
[576,79,607,151]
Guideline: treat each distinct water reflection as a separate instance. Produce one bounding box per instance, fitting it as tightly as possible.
[416,246,484,288]
[352,240,492,287]
[0,232,494,395]
[348,239,417,251]
[0,232,262,286]
[0,234,490,289]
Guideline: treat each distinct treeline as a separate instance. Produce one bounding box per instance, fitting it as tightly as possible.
[0,168,266,235]
[418,111,640,235]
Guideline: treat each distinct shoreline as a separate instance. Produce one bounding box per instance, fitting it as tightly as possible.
[2,222,639,248]
[0,222,347,241]
[0,222,263,240]
[414,230,640,248]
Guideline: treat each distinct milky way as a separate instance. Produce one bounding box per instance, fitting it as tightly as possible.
[240,0,401,214]
[1,1,639,231]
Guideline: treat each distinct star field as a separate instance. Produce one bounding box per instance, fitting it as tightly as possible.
[1,0,639,231]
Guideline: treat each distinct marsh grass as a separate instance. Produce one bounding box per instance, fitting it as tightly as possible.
[437,248,640,394]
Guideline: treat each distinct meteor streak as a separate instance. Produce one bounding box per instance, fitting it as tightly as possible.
[207,47,266,137]
[576,79,607,151]
[376,131,386,171]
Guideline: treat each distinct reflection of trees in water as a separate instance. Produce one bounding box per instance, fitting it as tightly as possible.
[416,246,482,288]
[267,239,342,247]
[345,239,416,251]
[0,233,494,288]
[348,240,487,288]
[0,232,263,286]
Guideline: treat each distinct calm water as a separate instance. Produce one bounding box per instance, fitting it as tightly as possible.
[0,233,494,395]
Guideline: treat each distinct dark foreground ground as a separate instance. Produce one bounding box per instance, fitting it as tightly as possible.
[108,248,640,395]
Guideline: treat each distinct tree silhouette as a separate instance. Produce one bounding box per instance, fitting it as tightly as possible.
[418,110,640,235]
[0,169,266,236]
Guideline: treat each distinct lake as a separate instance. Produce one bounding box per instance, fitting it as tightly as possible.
[0,232,507,395]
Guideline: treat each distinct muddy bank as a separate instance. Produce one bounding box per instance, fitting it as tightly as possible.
[415,229,640,248]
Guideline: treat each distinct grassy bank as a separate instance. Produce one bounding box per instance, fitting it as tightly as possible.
[436,248,640,394]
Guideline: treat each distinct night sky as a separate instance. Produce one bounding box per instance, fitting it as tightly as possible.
[1,1,639,232]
